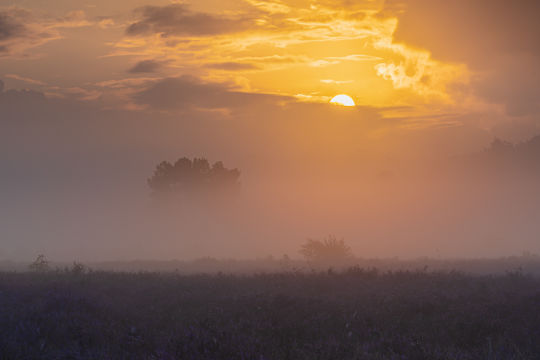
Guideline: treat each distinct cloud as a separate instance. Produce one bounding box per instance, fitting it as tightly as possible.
[315,0,383,11]
[4,73,46,86]
[110,1,390,98]
[128,60,164,73]
[0,7,94,57]
[320,79,354,84]
[133,76,290,111]
[204,62,260,71]
[126,4,253,37]
[0,9,26,41]
[244,0,291,14]
[329,54,383,62]
[121,2,380,48]
[0,8,58,56]
[309,54,382,67]
[382,0,540,116]
[383,0,540,66]
[310,54,381,67]
[55,10,92,28]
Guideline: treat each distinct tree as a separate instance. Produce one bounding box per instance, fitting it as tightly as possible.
[487,138,514,155]
[299,235,353,265]
[29,254,50,272]
[69,261,88,275]
[147,157,240,198]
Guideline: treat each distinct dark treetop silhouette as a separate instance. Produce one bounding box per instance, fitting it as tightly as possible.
[148,157,241,199]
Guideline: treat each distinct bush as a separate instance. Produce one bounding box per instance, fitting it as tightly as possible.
[28,254,50,272]
[299,235,353,266]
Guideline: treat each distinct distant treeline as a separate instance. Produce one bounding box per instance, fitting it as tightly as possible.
[452,135,540,174]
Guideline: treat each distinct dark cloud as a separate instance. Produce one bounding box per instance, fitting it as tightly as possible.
[128,59,163,73]
[122,2,372,45]
[0,10,26,41]
[133,76,289,110]
[473,55,540,117]
[383,0,540,117]
[0,8,57,56]
[205,62,260,71]
[126,4,253,37]
[0,9,29,54]
[383,0,540,66]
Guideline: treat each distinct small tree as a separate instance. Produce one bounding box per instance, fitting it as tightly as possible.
[300,235,353,265]
[70,261,87,275]
[29,254,50,272]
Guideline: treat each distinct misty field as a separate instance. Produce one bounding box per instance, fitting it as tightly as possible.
[1,270,540,360]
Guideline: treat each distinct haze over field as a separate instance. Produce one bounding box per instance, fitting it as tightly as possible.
[1,0,540,261]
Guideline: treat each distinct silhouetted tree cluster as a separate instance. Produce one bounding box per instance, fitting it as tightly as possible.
[481,135,540,173]
[300,236,353,265]
[447,135,540,179]
[488,138,514,155]
[486,136,540,158]
[148,157,240,197]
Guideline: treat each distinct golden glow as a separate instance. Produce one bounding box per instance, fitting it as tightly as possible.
[99,1,471,112]
[1,0,474,125]
[330,94,355,107]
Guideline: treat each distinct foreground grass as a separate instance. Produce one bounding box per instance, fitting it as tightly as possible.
[1,269,539,359]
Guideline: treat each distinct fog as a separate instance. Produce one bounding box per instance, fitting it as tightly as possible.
[2,85,540,262]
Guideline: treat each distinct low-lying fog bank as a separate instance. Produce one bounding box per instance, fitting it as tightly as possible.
[2,254,540,275]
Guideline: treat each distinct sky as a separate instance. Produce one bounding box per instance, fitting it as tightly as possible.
[1,0,540,261]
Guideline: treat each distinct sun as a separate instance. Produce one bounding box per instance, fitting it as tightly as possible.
[330,94,355,107]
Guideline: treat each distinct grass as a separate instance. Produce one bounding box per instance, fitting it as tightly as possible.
[1,269,540,359]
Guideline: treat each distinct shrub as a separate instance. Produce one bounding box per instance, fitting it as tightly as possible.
[28,254,50,272]
[299,235,353,266]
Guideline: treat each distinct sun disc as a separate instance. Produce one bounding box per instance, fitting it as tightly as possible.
[330,94,355,107]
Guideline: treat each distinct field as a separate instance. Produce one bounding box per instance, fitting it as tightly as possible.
[1,269,540,359]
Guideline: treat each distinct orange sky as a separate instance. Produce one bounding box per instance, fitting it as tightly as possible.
[2,0,538,133]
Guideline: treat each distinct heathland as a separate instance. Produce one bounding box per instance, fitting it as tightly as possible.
[1,266,540,359]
